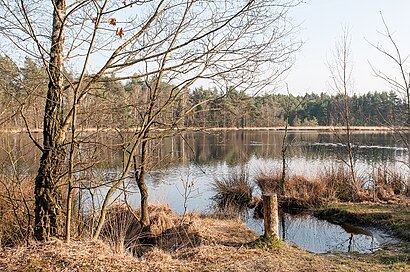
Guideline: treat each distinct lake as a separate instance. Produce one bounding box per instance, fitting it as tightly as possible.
[1,130,406,252]
[125,130,404,253]
[119,130,408,214]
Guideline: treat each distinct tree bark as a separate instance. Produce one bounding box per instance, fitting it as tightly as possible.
[34,0,66,241]
[263,194,279,240]
[134,140,150,228]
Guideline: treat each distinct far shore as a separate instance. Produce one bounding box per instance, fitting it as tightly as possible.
[0,125,406,134]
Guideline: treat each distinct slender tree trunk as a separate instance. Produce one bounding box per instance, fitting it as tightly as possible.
[34,0,66,241]
[65,97,77,242]
[342,51,358,198]
[280,118,288,196]
[93,136,142,239]
[134,139,150,228]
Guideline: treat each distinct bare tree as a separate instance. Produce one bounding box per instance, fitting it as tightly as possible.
[369,13,410,123]
[328,28,360,200]
[368,14,410,166]
[0,0,301,240]
[279,88,307,196]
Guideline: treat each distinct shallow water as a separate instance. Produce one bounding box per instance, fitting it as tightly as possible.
[246,212,395,253]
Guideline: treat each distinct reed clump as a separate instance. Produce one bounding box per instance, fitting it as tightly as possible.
[211,168,253,216]
[284,176,327,206]
[255,170,282,195]
[254,173,327,208]
[100,203,141,254]
[215,164,410,214]
[317,165,364,202]
[253,166,374,208]
[368,166,410,201]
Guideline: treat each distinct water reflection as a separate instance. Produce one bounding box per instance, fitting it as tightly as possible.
[247,212,393,253]
[0,131,403,253]
[1,131,408,173]
[2,131,409,210]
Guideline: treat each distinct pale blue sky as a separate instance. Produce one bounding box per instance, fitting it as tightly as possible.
[285,0,410,95]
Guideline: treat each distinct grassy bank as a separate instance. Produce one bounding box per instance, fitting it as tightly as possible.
[315,202,410,242]
[1,214,410,271]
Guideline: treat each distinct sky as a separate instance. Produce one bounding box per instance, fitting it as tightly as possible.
[283,0,410,95]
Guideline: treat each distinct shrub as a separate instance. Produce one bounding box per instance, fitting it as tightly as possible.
[100,203,200,256]
[0,176,34,247]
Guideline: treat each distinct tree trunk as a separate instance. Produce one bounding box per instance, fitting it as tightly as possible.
[134,140,150,228]
[65,109,76,242]
[263,194,279,240]
[280,118,289,196]
[34,0,66,241]
[93,136,143,239]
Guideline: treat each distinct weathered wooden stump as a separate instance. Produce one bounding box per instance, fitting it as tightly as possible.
[263,193,279,239]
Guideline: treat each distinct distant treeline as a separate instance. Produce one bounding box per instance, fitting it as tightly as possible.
[0,56,406,129]
[187,88,407,127]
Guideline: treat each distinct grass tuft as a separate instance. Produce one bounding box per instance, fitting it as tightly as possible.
[211,167,253,216]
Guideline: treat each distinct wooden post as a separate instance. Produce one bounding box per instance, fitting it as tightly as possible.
[263,194,279,240]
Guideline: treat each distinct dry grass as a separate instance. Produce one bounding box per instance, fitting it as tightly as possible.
[371,167,409,201]
[100,203,141,254]
[253,164,410,208]
[211,168,253,215]
[255,170,282,195]
[317,165,364,202]
[253,166,363,208]
[1,215,408,272]
[254,171,332,208]
[100,203,200,256]
[0,239,150,272]
[284,176,327,207]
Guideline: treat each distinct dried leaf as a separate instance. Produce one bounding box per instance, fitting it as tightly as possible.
[107,18,117,26]
[116,27,124,39]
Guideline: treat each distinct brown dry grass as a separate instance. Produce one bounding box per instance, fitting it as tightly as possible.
[371,167,409,201]
[254,171,333,208]
[1,215,409,271]
[284,176,327,207]
[316,165,364,202]
[0,239,155,272]
[100,203,199,256]
[253,165,409,208]
[255,170,282,195]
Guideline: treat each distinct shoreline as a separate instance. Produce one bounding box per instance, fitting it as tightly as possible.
[0,125,404,134]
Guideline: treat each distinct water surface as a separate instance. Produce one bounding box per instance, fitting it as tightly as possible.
[0,130,405,252]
